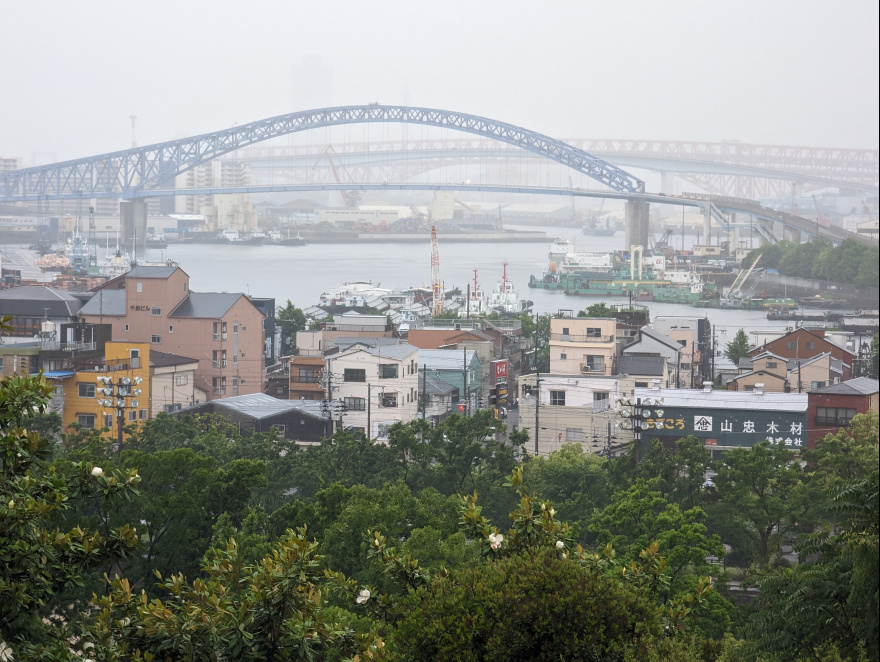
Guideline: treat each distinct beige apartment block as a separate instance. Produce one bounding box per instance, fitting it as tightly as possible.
[549,317,618,376]
[79,265,265,400]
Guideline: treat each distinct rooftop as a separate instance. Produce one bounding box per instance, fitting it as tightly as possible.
[634,387,808,412]
[814,377,879,396]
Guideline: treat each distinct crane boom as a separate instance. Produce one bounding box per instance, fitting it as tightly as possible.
[431,226,443,316]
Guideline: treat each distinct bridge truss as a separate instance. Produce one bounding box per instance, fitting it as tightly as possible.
[0,106,644,202]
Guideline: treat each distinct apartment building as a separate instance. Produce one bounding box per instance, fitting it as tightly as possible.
[747,328,855,380]
[516,373,636,457]
[548,317,617,376]
[328,343,420,439]
[79,265,265,400]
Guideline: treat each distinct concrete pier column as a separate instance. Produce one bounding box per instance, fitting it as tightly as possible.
[702,207,712,244]
[625,200,650,250]
[660,171,676,194]
[120,200,148,261]
[783,227,802,244]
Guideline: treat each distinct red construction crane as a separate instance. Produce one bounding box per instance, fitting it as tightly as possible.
[313,146,361,208]
[431,226,443,317]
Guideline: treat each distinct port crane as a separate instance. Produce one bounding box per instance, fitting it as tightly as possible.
[313,146,361,208]
[430,226,443,317]
[728,254,763,300]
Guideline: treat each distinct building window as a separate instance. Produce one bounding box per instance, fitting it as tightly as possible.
[787,341,796,350]
[582,355,604,372]
[271,424,286,435]
[124,324,129,332]
[379,364,398,379]
[635,381,648,388]
[169,325,174,333]
[344,397,366,411]
[184,282,187,291]
[766,361,778,368]
[276,387,285,395]
[130,349,140,368]
[586,327,602,338]
[681,362,692,370]
[136,282,142,293]
[811,381,826,389]
[151,306,161,316]
[550,390,566,406]
[128,410,137,422]
[381,393,398,408]
[212,377,226,396]
[296,368,319,383]
[805,341,816,350]
[77,383,96,398]
[561,327,570,336]
[151,335,161,344]
[344,368,366,382]
[560,353,567,360]
[77,414,96,429]
[593,392,610,410]
[0,357,4,371]
[678,339,687,346]
[816,407,857,425]
[139,409,147,420]
[103,414,114,428]
[565,427,584,442]
[175,374,188,386]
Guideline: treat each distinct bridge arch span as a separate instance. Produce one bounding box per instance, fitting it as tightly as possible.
[1,105,644,201]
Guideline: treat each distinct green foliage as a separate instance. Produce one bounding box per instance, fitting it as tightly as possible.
[589,480,725,579]
[276,299,308,353]
[744,472,879,661]
[520,312,550,372]
[724,328,751,366]
[0,363,140,654]
[578,301,615,317]
[710,442,809,566]
[741,239,879,286]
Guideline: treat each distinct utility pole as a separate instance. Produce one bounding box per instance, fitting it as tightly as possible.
[420,363,427,420]
[463,348,469,415]
[534,371,540,456]
[367,383,372,439]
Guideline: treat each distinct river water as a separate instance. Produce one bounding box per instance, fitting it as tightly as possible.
[145,225,796,366]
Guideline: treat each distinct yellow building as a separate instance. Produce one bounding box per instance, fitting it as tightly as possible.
[61,341,151,436]
[549,317,618,376]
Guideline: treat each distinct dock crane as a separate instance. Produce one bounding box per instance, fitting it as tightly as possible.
[430,226,443,317]
[728,254,762,299]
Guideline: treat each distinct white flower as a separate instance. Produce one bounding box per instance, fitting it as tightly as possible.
[555,540,565,550]
[356,588,371,604]
[91,467,103,478]
[7,500,14,509]
[82,642,94,650]
[0,640,14,662]
[488,532,504,550]
[549,508,556,518]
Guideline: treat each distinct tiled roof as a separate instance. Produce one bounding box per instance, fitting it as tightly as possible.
[814,377,879,396]
[78,289,127,316]
[170,293,250,318]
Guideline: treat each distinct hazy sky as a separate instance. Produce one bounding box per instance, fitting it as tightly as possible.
[1,0,877,164]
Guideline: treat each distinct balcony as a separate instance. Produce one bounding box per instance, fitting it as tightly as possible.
[551,333,614,343]
[212,333,228,341]
[212,387,227,396]
[290,375,321,384]
[212,360,228,369]
[592,400,612,412]
[580,363,605,373]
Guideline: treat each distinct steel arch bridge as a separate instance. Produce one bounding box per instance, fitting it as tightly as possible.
[0,105,644,202]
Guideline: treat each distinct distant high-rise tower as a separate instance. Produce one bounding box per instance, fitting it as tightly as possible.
[291,55,333,110]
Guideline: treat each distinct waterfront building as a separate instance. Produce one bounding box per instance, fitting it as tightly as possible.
[747,327,855,380]
[729,351,842,393]
[548,316,618,377]
[516,373,636,457]
[79,265,265,400]
[179,393,327,444]
[328,342,420,440]
[633,384,808,453]
[807,377,879,447]
[417,349,482,414]
[0,286,86,336]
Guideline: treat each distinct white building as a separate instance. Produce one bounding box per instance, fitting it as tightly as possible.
[329,342,420,440]
[517,373,637,457]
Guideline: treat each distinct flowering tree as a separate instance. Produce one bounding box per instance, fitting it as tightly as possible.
[0,316,140,657]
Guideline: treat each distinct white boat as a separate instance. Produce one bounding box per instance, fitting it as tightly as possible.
[487,262,530,315]
[548,237,570,263]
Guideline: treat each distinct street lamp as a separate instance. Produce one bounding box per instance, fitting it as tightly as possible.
[97,375,143,460]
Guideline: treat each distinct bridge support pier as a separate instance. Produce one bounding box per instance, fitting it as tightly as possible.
[783,226,802,243]
[625,200,650,250]
[120,201,148,260]
[702,207,712,245]
[660,172,676,194]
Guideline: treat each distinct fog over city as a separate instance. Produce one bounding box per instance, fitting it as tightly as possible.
[1,0,878,163]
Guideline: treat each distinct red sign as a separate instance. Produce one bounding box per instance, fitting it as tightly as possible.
[458,404,466,413]
[491,360,509,383]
